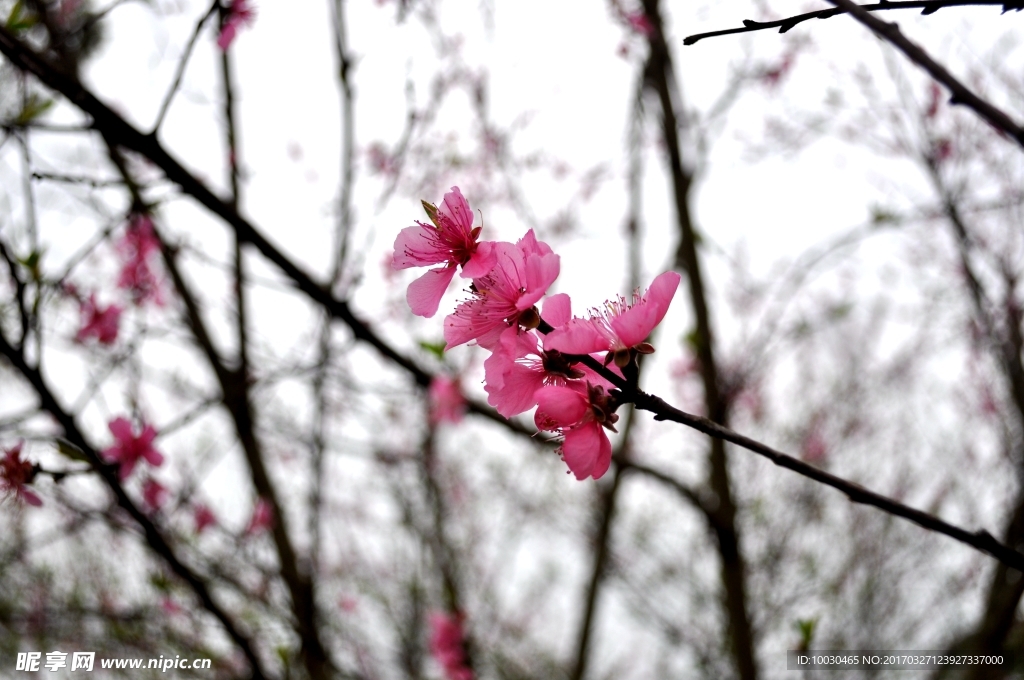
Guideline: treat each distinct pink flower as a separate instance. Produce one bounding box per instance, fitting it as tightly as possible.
[246,498,274,535]
[544,271,680,362]
[142,478,168,510]
[1,441,42,507]
[443,231,560,350]
[117,214,164,306]
[102,417,164,480]
[533,384,619,481]
[393,187,497,317]
[429,376,466,425]
[217,0,256,51]
[483,298,620,418]
[428,611,473,680]
[194,504,217,533]
[75,294,122,345]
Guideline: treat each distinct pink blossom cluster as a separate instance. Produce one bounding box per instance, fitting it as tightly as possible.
[394,187,680,480]
[71,212,166,348]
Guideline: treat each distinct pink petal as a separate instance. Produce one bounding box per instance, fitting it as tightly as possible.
[443,307,481,350]
[407,266,457,318]
[217,22,237,50]
[534,385,588,430]
[541,293,572,328]
[484,353,546,418]
[393,224,442,270]
[21,487,43,506]
[516,229,554,258]
[108,417,134,443]
[143,448,165,468]
[544,318,606,355]
[561,422,610,480]
[460,241,496,278]
[610,271,681,347]
[517,252,560,311]
[438,186,473,232]
[118,458,137,481]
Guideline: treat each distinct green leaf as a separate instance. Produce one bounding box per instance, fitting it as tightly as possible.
[6,1,38,32]
[796,618,817,647]
[17,248,44,282]
[15,95,54,126]
[421,200,441,228]
[418,340,446,359]
[870,205,901,227]
[56,438,89,463]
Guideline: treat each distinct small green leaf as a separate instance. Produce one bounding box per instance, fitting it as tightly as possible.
[56,438,89,462]
[418,340,446,359]
[17,248,44,282]
[149,573,172,592]
[796,618,817,647]
[421,200,441,228]
[6,0,38,32]
[870,205,901,227]
[15,95,54,125]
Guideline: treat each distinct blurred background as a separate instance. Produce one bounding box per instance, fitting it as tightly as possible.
[1,0,1024,678]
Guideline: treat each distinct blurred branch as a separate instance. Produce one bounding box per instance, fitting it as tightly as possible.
[568,468,623,680]
[684,0,1023,45]
[0,21,541,447]
[825,0,1024,149]
[152,0,219,134]
[0,328,271,680]
[642,0,758,676]
[103,142,336,680]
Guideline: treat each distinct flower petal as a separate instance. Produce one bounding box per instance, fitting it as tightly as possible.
[407,266,457,318]
[485,352,546,418]
[518,252,560,310]
[561,422,610,480]
[541,293,572,328]
[108,417,134,443]
[438,186,474,232]
[534,385,588,431]
[609,271,681,347]
[543,318,606,355]
[460,240,496,278]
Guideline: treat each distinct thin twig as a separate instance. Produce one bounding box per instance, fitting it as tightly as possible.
[684,0,1023,45]
[151,0,219,134]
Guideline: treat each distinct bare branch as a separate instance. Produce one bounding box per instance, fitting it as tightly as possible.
[684,0,1022,45]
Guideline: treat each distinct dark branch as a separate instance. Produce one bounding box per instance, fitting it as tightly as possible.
[684,1,1024,45]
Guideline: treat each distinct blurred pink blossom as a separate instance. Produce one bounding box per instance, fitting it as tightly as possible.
[428,611,473,680]
[102,417,164,480]
[194,504,218,533]
[1,441,42,507]
[117,214,164,306]
[246,498,274,535]
[76,294,122,345]
[217,0,256,51]
[429,376,466,425]
[142,478,168,510]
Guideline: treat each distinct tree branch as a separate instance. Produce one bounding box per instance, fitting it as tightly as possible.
[684,0,1023,45]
